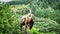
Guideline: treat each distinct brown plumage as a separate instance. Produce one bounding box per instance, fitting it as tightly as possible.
[20,9,34,34]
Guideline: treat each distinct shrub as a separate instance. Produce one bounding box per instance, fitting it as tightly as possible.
[30,27,40,34]
[34,17,59,32]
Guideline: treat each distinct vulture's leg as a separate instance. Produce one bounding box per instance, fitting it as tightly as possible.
[25,24,30,34]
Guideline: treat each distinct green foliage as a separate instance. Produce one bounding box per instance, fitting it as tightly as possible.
[11,4,30,15]
[34,17,59,32]
[30,0,60,24]
[30,27,39,34]
[30,27,56,34]
[0,0,60,34]
[0,3,17,34]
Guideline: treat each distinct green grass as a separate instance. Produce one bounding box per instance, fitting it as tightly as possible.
[39,32,56,34]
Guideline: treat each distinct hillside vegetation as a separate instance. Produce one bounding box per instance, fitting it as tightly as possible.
[0,0,60,34]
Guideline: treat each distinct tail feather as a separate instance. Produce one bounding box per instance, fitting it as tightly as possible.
[30,18,34,29]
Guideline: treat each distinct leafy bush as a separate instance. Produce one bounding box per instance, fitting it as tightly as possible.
[30,27,40,34]
[0,3,18,34]
[11,4,30,15]
[34,17,59,32]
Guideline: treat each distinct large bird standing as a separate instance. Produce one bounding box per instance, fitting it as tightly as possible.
[20,9,34,34]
